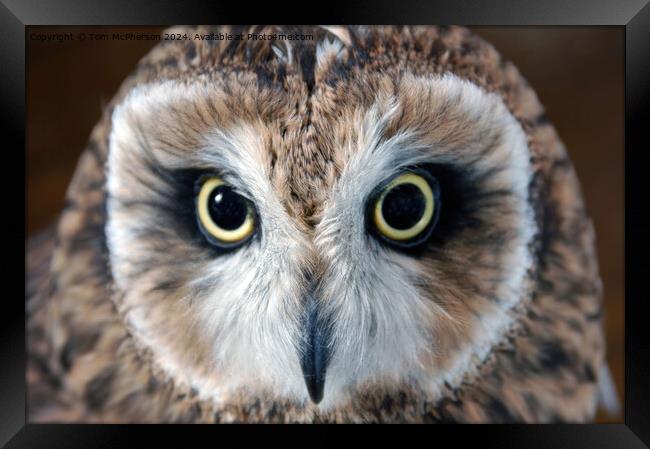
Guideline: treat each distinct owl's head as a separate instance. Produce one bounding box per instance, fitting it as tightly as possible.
[103,26,552,411]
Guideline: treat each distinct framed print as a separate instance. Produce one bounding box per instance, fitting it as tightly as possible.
[3,0,649,447]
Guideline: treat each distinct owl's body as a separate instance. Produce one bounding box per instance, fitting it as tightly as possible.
[27,26,606,423]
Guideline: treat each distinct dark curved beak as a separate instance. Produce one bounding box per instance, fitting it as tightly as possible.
[300,291,332,404]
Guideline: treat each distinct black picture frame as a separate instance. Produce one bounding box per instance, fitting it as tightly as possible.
[4,0,649,446]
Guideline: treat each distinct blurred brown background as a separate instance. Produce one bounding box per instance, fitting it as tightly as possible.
[26,26,624,422]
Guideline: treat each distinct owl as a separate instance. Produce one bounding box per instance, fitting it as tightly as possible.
[27,25,611,423]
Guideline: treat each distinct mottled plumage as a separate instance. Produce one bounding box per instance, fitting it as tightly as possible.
[27,25,606,423]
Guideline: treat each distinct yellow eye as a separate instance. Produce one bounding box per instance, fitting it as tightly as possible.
[197,177,256,247]
[372,171,439,245]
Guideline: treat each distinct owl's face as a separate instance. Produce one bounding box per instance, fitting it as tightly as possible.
[106,31,535,411]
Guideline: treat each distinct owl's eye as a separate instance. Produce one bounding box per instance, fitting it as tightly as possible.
[196,176,257,248]
[368,170,440,248]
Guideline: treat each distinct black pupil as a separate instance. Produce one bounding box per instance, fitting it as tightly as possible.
[208,185,249,230]
[382,183,426,230]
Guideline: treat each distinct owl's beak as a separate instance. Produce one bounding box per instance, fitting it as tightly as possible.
[300,291,331,404]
